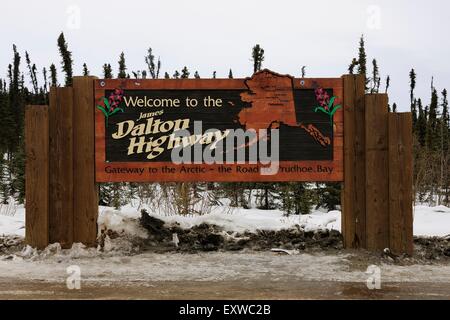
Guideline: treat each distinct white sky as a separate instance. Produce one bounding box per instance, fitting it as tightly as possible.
[1,0,449,111]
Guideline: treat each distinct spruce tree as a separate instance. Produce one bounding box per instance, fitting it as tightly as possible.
[219,183,249,208]
[5,45,26,202]
[385,75,390,94]
[9,45,23,147]
[254,183,276,210]
[439,89,449,204]
[426,87,439,150]
[348,58,358,74]
[212,71,216,79]
[194,71,200,79]
[82,63,89,76]
[301,66,306,78]
[371,59,379,94]
[156,60,161,79]
[181,66,190,78]
[417,98,426,147]
[228,69,233,79]
[409,69,416,104]
[164,72,170,79]
[0,87,15,202]
[145,47,161,79]
[251,44,265,73]
[392,103,397,113]
[111,182,125,209]
[10,134,25,203]
[42,67,48,94]
[57,33,73,86]
[10,45,21,94]
[103,63,113,79]
[277,182,312,215]
[49,64,58,86]
[441,89,450,204]
[442,89,449,143]
[357,35,368,89]
[409,69,418,126]
[25,52,39,95]
[173,70,180,79]
[118,52,127,79]
[132,71,141,79]
[316,183,341,211]
[145,47,155,78]
[99,184,113,206]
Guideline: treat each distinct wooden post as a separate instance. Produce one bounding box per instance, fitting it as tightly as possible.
[49,87,74,248]
[25,105,49,249]
[365,94,390,251]
[73,77,99,246]
[389,113,414,255]
[342,74,366,248]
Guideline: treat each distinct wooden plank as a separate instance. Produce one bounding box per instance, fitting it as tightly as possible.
[73,77,99,246]
[25,105,49,249]
[342,74,366,248]
[94,76,343,91]
[365,94,389,251]
[49,87,74,248]
[389,113,414,255]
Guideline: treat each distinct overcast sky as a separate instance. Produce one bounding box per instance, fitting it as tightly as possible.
[1,0,449,111]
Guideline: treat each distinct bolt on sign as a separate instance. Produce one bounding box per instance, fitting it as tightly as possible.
[95,69,343,182]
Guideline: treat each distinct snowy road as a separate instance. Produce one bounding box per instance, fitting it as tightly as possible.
[0,252,449,299]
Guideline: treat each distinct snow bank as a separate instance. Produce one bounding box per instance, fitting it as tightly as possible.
[413,205,450,237]
[0,205,25,237]
[114,203,341,233]
[0,204,449,239]
[147,208,342,233]
[98,207,148,238]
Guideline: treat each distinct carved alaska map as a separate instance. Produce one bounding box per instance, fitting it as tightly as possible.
[238,70,331,147]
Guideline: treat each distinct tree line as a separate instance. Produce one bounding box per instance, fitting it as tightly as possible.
[0,33,447,213]
[348,36,450,205]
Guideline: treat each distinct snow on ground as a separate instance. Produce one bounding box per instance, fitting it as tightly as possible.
[1,204,449,239]
[0,205,25,237]
[413,205,450,237]
[1,204,449,290]
[1,251,450,284]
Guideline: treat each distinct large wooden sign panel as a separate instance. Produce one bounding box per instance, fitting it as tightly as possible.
[95,70,343,182]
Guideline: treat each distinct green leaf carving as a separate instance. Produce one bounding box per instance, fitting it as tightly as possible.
[109,108,124,116]
[330,104,342,117]
[328,96,336,109]
[103,97,111,109]
[96,105,108,118]
[314,106,330,115]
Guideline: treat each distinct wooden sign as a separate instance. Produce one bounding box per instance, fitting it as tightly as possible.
[95,70,343,182]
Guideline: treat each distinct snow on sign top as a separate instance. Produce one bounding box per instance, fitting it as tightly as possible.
[94,70,344,182]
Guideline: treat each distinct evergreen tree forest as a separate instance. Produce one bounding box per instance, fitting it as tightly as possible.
[1,34,448,215]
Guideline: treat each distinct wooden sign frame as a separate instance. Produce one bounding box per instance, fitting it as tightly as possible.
[94,74,343,182]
